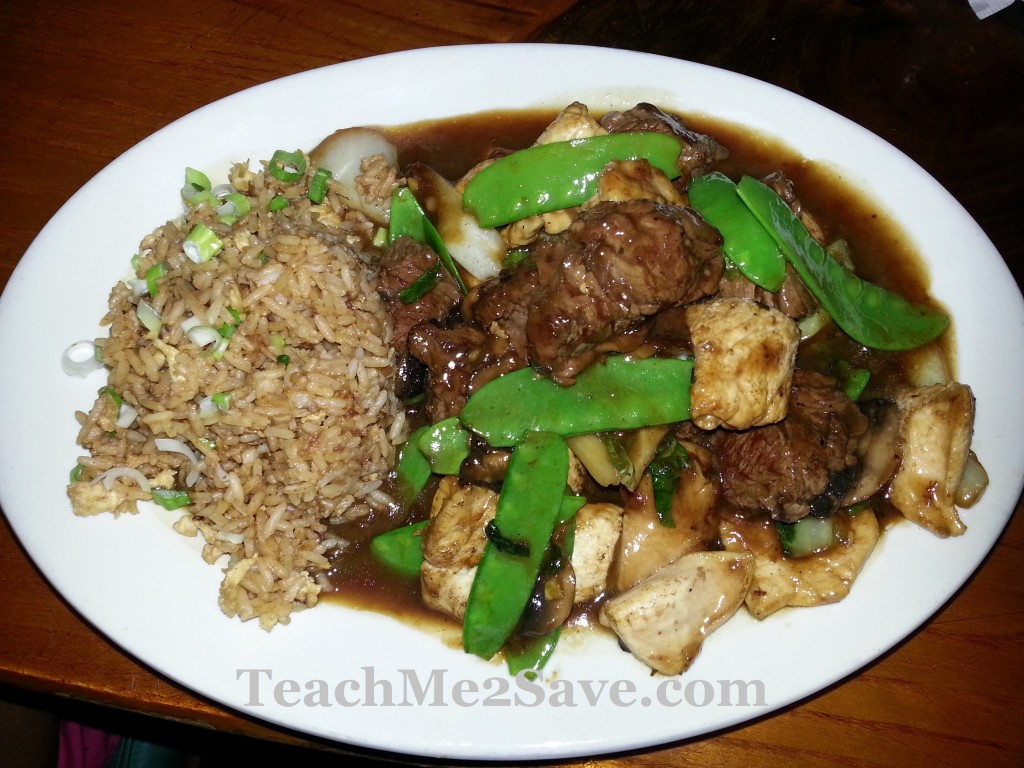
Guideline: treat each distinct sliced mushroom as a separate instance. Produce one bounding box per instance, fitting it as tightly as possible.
[889,382,976,537]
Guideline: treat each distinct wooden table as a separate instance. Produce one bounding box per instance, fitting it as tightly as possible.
[2,0,1022,764]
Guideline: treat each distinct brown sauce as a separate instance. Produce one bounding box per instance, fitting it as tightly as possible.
[323,106,943,626]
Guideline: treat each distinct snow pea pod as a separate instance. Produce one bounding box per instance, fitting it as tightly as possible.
[736,175,949,350]
[462,133,684,228]
[370,520,429,578]
[463,432,570,660]
[395,425,432,505]
[389,187,467,300]
[687,171,786,292]
[504,494,586,677]
[417,417,471,475]
[460,356,693,448]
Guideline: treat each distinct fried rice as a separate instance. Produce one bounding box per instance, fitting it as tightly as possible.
[67,152,405,629]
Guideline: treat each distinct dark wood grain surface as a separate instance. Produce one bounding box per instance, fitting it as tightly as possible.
[1,0,1022,765]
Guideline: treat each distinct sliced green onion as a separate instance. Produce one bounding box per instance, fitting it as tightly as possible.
[210,336,230,360]
[144,262,167,298]
[276,354,291,366]
[131,253,142,271]
[268,195,289,212]
[308,167,331,204]
[270,334,287,351]
[372,227,388,248]
[198,392,230,418]
[151,488,193,510]
[62,340,104,377]
[267,150,307,183]
[181,167,212,206]
[70,464,84,483]
[98,385,123,409]
[398,263,442,304]
[183,223,223,263]
[136,300,162,334]
[217,192,251,225]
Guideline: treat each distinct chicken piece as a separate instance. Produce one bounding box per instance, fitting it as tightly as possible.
[587,159,686,208]
[599,551,754,675]
[419,476,498,620]
[612,446,718,591]
[719,508,880,619]
[571,503,623,602]
[889,382,976,537]
[686,297,800,430]
[534,101,607,145]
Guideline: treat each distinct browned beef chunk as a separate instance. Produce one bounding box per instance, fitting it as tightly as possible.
[526,199,723,383]
[376,237,461,357]
[407,322,527,423]
[710,369,868,522]
[600,103,729,181]
[715,264,818,320]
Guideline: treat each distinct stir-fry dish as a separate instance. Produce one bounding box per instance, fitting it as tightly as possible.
[66,100,988,675]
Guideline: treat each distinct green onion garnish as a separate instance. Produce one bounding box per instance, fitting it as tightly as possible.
[269,195,289,212]
[98,386,123,408]
[268,150,307,183]
[151,488,193,510]
[136,300,162,334]
[308,167,331,204]
[211,392,230,410]
[276,354,291,366]
[145,262,167,298]
[372,227,388,248]
[70,464,84,483]
[217,192,251,225]
[181,167,212,206]
[183,223,223,263]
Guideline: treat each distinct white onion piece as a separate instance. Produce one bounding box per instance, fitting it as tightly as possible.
[136,301,162,333]
[198,396,219,418]
[129,278,148,298]
[955,451,989,508]
[154,437,201,467]
[185,324,221,348]
[97,466,151,494]
[408,163,504,280]
[116,403,139,429]
[905,345,951,387]
[62,340,104,377]
[309,127,398,226]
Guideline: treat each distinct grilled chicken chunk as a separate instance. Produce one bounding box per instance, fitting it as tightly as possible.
[420,476,498,621]
[686,297,800,430]
[571,503,624,602]
[719,508,880,619]
[599,550,753,675]
[889,382,976,537]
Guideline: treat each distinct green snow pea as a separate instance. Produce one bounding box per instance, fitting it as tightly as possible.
[688,171,786,292]
[389,187,467,301]
[735,176,949,350]
[370,520,429,578]
[395,425,433,505]
[504,494,586,677]
[463,431,570,660]
[460,356,693,448]
[462,132,684,228]
[417,417,471,475]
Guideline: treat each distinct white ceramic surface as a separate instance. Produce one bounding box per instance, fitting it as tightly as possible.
[1,44,1022,760]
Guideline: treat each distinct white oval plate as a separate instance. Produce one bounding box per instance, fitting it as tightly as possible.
[1,44,1022,761]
